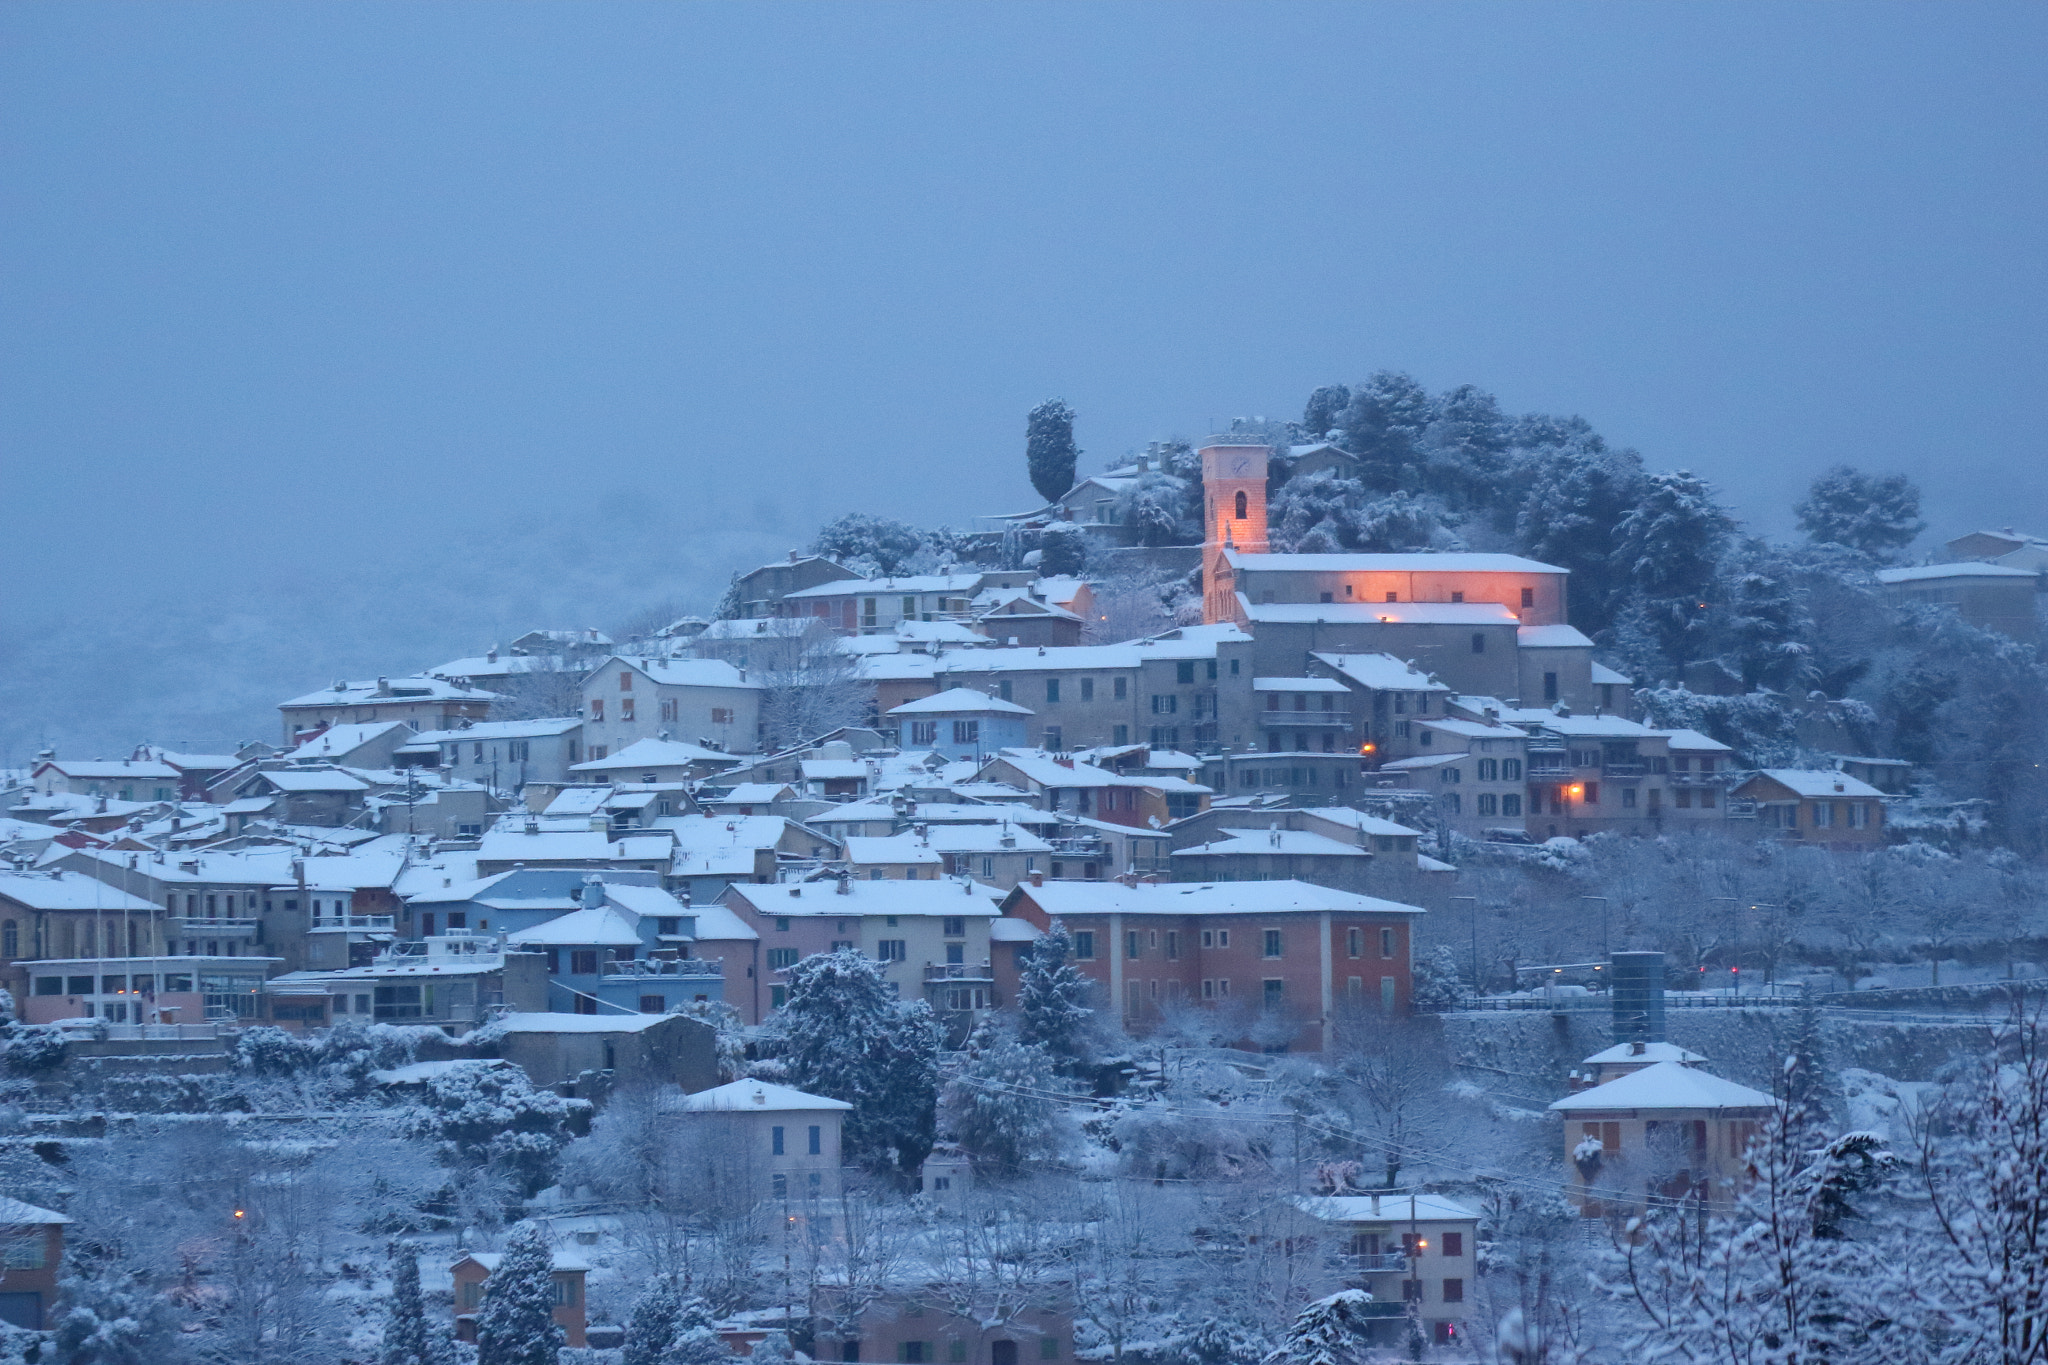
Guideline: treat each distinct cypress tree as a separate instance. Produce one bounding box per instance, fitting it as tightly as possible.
[476,1223,563,1365]
[1017,919,1092,1066]
[1027,399,1079,504]
[382,1241,444,1365]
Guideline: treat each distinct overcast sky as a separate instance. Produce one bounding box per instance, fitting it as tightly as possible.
[3,2,2043,757]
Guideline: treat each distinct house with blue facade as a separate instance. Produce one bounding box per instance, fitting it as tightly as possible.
[887,689,1034,763]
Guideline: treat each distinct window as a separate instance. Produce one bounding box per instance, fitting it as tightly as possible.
[776,916,791,931]
[1,921,13,959]
[877,940,907,962]
[1112,724,1128,745]
[1151,694,1177,714]
[809,1124,822,1155]
[772,1173,788,1199]
[620,697,635,721]
[946,944,965,965]
[953,720,980,744]
[1443,1232,1463,1257]
[1381,927,1395,958]
[1234,490,1248,519]
[1521,587,1535,608]
[1113,676,1128,700]
[1263,929,1282,958]
[1442,792,1461,814]
[1217,929,1229,947]
[773,1125,786,1155]
[1584,782,1599,805]
[1386,591,1399,603]
[1073,931,1095,959]
[1046,679,1060,704]
[767,948,799,969]
[1043,726,1062,751]
[1177,661,1195,684]
[590,698,605,721]
[949,1344,968,1364]
[911,721,938,746]
[1699,788,1717,809]
[1622,787,1637,808]
[1381,976,1396,1011]
[639,994,666,1013]
[1442,1279,1464,1303]
[943,917,965,937]
[1503,758,1522,780]
[712,708,735,725]
[1543,671,1559,702]
[1347,927,1362,958]
[570,950,599,975]
[1126,931,1141,960]
[1478,793,1497,815]
[661,698,678,721]
[1041,1339,1061,1360]
[770,985,788,1009]
[1849,802,1870,829]
[1165,931,1179,959]
[619,671,633,691]
[1262,979,1284,1009]
[903,596,917,619]
[1477,758,1496,781]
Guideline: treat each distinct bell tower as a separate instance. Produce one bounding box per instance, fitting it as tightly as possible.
[1201,439,1269,622]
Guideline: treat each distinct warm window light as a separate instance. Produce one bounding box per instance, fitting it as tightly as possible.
[1567,784,1584,798]
[1359,742,1377,755]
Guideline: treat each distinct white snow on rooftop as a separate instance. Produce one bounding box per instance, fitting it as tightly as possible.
[680,1079,852,1111]
[1549,1060,1777,1112]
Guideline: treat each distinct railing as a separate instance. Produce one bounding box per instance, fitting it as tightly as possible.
[55,1022,221,1041]
[1601,762,1649,777]
[924,962,993,981]
[1667,772,1734,786]
[1344,1253,1411,1273]
[309,915,395,932]
[1526,765,1573,779]
[171,917,259,934]
[602,958,724,979]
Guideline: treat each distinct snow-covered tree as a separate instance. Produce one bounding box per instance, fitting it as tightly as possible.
[754,620,876,752]
[1613,469,1737,674]
[1173,1317,1271,1365]
[407,1064,573,1200]
[812,513,939,577]
[941,1023,1077,1174]
[1027,400,1081,503]
[1513,445,1647,635]
[622,1280,695,1365]
[1711,544,1818,693]
[1300,385,1350,440]
[1269,471,1364,553]
[1332,372,1432,492]
[776,949,940,1179]
[1016,919,1093,1069]
[476,1223,563,1365]
[382,1241,447,1365]
[1268,1289,1375,1365]
[1794,464,1925,562]
[1409,945,1465,1010]
[1039,522,1089,577]
[53,1261,181,1365]
[1781,994,1840,1143]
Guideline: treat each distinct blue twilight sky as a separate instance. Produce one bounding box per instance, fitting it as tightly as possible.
[2,2,2043,757]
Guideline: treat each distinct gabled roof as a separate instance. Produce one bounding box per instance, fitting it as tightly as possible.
[1223,550,1568,574]
[1548,1060,1776,1113]
[1253,677,1351,693]
[504,905,644,947]
[1590,662,1634,686]
[281,676,499,708]
[1580,1041,1708,1068]
[728,879,1003,918]
[1172,829,1375,859]
[288,721,408,759]
[680,1079,852,1112]
[1748,769,1884,799]
[32,759,180,780]
[1297,1192,1478,1225]
[607,656,762,690]
[257,770,371,793]
[0,871,158,912]
[570,738,741,772]
[1517,624,1595,648]
[1661,728,1732,753]
[1311,653,1450,692]
[844,835,944,865]
[415,717,584,742]
[888,688,1035,717]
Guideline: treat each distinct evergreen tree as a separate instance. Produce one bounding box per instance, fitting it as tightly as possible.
[1039,522,1088,576]
[53,1260,180,1365]
[777,949,941,1178]
[1712,543,1818,693]
[1269,471,1364,553]
[665,1325,733,1365]
[1782,993,1839,1143]
[746,1331,796,1365]
[475,1223,563,1365]
[712,574,743,621]
[1418,383,1511,510]
[941,1022,1075,1174]
[1795,464,1925,562]
[1613,469,1736,672]
[812,513,937,577]
[1176,1318,1269,1365]
[1301,384,1350,439]
[1333,372,1431,492]
[382,1241,445,1365]
[1027,400,1080,504]
[1016,919,1092,1066]
[1513,445,1648,635]
[1269,1290,1375,1365]
[623,1280,687,1365]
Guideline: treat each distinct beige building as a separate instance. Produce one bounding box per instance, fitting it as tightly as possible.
[677,1078,851,1204]
[1550,1060,1776,1218]
[278,676,497,747]
[1876,562,2040,642]
[580,656,764,758]
[1298,1192,1481,1350]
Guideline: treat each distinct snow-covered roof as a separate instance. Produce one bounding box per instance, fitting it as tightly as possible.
[1750,769,1884,799]
[845,835,944,865]
[1296,808,1425,838]
[281,676,498,707]
[1661,728,1732,753]
[783,573,990,599]
[1517,624,1595,648]
[1172,829,1375,858]
[370,1058,515,1085]
[888,688,1035,717]
[494,1011,684,1034]
[32,758,180,779]
[679,1079,852,1112]
[1421,718,1526,740]
[1013,880,1426,918]
[1548,1060,1777,1113]
[505,905,645,947]
[608,656,763,690]
[287,722,408,759]
[707,783,794,803]
[0,872,161,912]
[989,917,1043,942]
[1310,653,1448,692]
[685,905,758,940]
[1590,662,1633,686]
[1243,601,1519,626]
[570,738,741,772]
[1579,1041,1708,1068]
[917,823,1053,854]
[731,879,1003,918]
[933,627,1251,674]
[416,718,583,742]
[0,1196,70,1225]
[476,828,645,863]
[1253,677,1351,693]
[1876,562,2040,583]
[1225,550,1566,574]
[259,770,371,793]
[1381,754,1467,772]
[1297,1192,1479,1225]
[662,814,795,852]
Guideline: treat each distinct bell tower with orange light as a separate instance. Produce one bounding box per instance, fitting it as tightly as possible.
[1200,439,1270,622]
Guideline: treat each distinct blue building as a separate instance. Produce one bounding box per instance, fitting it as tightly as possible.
[887,688,1034,763]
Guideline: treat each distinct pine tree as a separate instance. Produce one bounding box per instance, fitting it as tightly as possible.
[623,1280,687,1365]
[1782,993,1839,1143]
[53,1260,179,1365]
[1795,465,1925,562]
[475,1223,563,1365]
[778,949,941,1178]
[1016,919,1092,1067]
[1333,372,1431,492]
[1301,384,1350,439]
[665,1325,732,1365]
[382,1241,445,1365]
[941,1022,1075,1174]
[1177,1317,1269,1365]
[1513,445,1648,635]
[1614,469,1737,673]
[1027,400,1080,504]
[1269,1290,1375,1365]
[712,574,743,621]
[1039,522,1088,576]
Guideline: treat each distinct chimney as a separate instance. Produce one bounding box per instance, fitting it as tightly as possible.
[835,871,851,895]
[582,874,606,909]
[524,815,540,836]
[1630,1038,1646,1056]
[486,647,498,663]
[376,676,391,695]
[1029,870,1044,888]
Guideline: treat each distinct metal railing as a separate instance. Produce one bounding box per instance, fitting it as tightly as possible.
[1343,1253,1411,1273]
[309,914,395,931]
[1601,762,1649,777]
[171,917,259,934]
[602,958,724,979]
[924,962,993,981]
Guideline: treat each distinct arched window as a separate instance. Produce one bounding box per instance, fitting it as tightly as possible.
[1234,490,1248,520]
[2,920,15,959]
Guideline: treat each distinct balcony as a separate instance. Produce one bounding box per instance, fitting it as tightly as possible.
[1344,1253,1412,1273]
[171,917,259,936]
[309,914,396,933]
[1601,762,1649,777]
[602,957,724,980]
[1525,764,1573,780]
[924,961,994,982]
